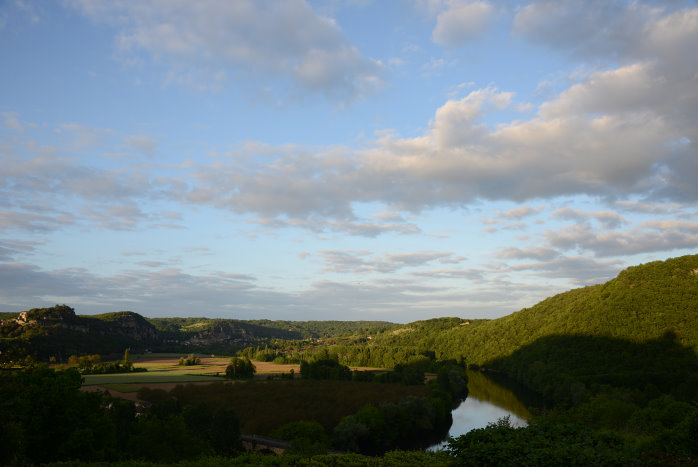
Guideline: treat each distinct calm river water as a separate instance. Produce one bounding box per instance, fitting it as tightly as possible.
[429,370,532,450]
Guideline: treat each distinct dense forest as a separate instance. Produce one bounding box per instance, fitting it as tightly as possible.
[1,254,697,464]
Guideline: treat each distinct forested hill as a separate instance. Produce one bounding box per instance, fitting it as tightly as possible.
[457,254,697,362]
[0,306,397,360]
[362,254,698,365]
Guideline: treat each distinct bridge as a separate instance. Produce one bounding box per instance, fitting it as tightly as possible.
[240,435,290,455]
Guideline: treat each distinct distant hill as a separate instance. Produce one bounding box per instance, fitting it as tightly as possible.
[0,305,397,360]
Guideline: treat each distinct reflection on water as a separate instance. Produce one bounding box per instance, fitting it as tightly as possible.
[429,370,532,450]
[466,370,534,420]
[450,394,528,433]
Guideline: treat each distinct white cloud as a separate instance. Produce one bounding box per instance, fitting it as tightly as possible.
[512,1,657,60]
[432,1,493,45]
[431,87,513,147]
[3,39,695,238]
[320,250,465,273]
[0,210,76,233]
[11,0,41,24]
[507,255,624,285]
[0,261,517,321]
[319,249,459,274]
[0,239,41,262]
[496,205,543,220]
[125,134,158,157]
[545,222,698,258]
[65,0,383,101]
[613,200,684,215]
[409,268,483,280]
[3,112,22,131]
[539,63,663,119]
[57,123,108,151]
[551,207,628,229]
[495,246,560,261]
[640,219,698,234]
[2,5,696,237]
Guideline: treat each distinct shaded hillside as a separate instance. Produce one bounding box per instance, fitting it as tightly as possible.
[486,333,698,405]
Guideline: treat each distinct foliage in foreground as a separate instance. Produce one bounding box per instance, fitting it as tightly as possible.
[446,395,698,466]
[137,379,428,436]
[4,354,698,465]
[46,450,452,466]
[1,363,464,465]
[0,366,242,465]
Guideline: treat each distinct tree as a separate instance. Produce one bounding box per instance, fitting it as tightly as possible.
[0,367,118,463]
[300,358,351,381]
[225,357,255,379]
[209,408,241,456]
[271,420,329,456]
[183,402,213,440]
[123,348,132,370]
[127,415,210,462]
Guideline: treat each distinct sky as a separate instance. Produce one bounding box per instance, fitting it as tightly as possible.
[1,0,697,322]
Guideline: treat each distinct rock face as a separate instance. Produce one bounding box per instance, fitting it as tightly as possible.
[181,323,253,347]
[19,305,78,324]
[5,306,160,351]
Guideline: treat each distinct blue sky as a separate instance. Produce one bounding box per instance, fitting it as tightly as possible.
[1,0,697,322]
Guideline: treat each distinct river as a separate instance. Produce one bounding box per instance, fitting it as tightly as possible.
[429,370,533,450]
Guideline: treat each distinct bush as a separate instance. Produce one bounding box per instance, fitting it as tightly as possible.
[178,354,201,366]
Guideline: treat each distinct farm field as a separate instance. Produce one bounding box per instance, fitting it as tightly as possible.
[81,354,301,386]
[80,354,391,411]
